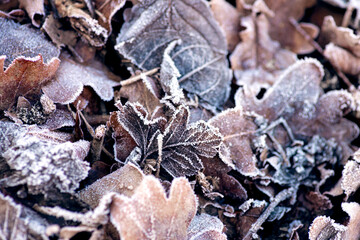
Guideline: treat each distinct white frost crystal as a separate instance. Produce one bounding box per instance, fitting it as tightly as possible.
[3,136,90,195]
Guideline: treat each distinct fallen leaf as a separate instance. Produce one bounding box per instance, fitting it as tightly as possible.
[0,55,60,110]
[94,0,126,34]
[110,176,197,240]
[54,0,108,47]
[342,202,360,240]
[0,18,60,68]
[209,108,260,176]
[42,53,119,104]
[115,0,232,108]
[230,13,297,95]
[0,192,49,240]
[264,0,319,54]
[309,216,346,240]
[110,102,222,177]
[187,213,226,240]
[19,0,44,27]
[3,136,90,196]
[324,43,360,75]
[42,15,78,48]
[210,0,241,51]
[341,158,360,198]
[77,163,144,208]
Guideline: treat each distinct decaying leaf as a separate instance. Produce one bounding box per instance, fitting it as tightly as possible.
[18,0,44,27]
[0,18,60,68]
[309,216,346,240]
[54,0,108,47]
[210,0,241,51]
[265,0,319,54]
[115,0,232,108]
[0,192,49,240]
[2,135,90,196]
[209,108,259,176]
[110,176,197,240]
[0,55,60,110]
[110,102,222,177]
[94,0,126,34]
[230,12,297,95]
[42,53,119,104]
[324,43,360,75]
[77,163,144,208]
[187,213,226,240]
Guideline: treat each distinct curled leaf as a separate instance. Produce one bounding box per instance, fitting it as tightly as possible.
[110,176,197,240]
[324,42,360,75]
[309,216,346,240]
[19,0,44,27]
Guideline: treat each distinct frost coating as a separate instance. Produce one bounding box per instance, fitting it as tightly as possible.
[3,136,90,195]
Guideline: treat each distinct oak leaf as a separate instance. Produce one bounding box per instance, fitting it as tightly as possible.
[187,214,226,240]
[115,0,232,108]
[0,55,60,110]
[110,176,197,240]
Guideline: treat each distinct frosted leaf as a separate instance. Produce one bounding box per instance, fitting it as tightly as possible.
[110,176,197,240]
[0,18,60,68]
[3,136,90,196]
[110,102,222,177]
[209,108,260,176]
[309,216,346,240]
[115,0,232,108]
[187,214,226,240]
[42,53,119,104]
[0,121,25,156]
[77,163,144,208]
[324,43,360,75]
[0,55,60,110]
[341,160,360,198]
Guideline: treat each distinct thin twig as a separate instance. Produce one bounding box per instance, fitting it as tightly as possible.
[113,68,159,87]
[289,17,355,91]
[243,186,297,240]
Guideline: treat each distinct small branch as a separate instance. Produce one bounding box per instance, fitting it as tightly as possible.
[113,68,159,87]
[289,17,355,91]
[243,186,297,240]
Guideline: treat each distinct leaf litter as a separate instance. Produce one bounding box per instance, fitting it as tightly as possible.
[2,0,360,239]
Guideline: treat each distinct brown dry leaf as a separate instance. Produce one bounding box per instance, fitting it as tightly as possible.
[115,0,232,108]
[309,216,346,240]
[230,13,297,95]
[210,0,241,52]
[110,175,197,240]
[0,18,60,68]
[42,53,119,104]
[77,163,144,208]
[94,0,126,34]
[264,0,318,54]
[324,43,360,75]
[119,76,162,115]
[110,102,222,177]
[342,202,360,240]
[187,214,226,240]
[54,0,107,47]
[0,55,60,110]
[209,108,260,177]
[321,15,360,57]
[18,0,44,27]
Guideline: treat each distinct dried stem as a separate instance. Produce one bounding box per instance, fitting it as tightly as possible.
[114,68,159,87]
[243,186,297,240]
[288,17,355,91]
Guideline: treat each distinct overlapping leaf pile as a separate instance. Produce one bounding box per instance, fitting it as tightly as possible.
[1,0,360,239]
